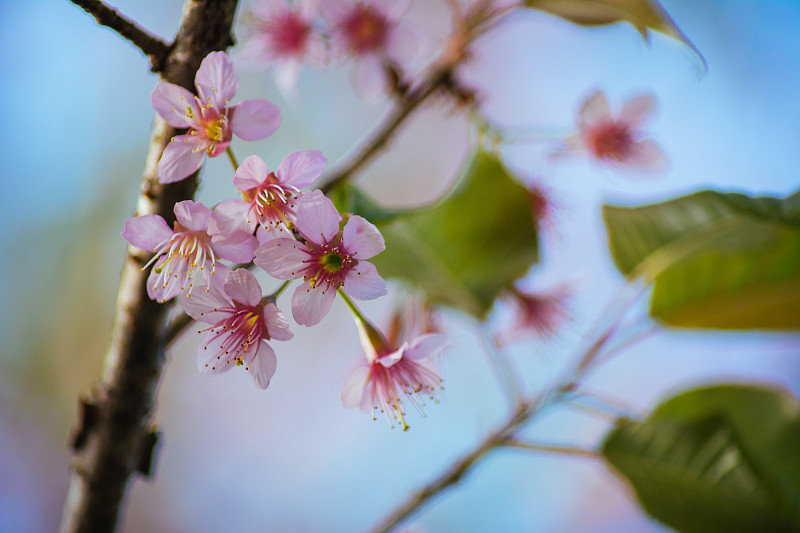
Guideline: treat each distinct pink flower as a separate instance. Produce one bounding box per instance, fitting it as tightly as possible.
[121,200,255,303]
[180,269,293,389]
[208,151,327,246]
[341,318,446,431]
[151,51,281,183]
[239,0,326,98]
[499,284,571,343]
[562,90,666,171]
[254,190,387,327]
[321,0,420,97]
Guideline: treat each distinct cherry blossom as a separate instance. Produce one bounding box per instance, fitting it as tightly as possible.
[341,318,446,430]
[254,190,387,327]
[561,90,666,171]
[121,200,255,303]
[238,0,326,98]
[321,0,420,97]
[151,51,281,183]
[180,269,293,389]
[208,151,327,247]
[498,284,571,343]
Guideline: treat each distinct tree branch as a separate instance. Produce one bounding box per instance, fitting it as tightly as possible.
[69,0,171,72]
[59,2,238,532]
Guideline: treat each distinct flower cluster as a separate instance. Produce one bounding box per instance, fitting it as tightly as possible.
[122,50,446,427]
[239,0,421,98]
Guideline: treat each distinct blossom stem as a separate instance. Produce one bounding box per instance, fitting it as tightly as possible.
[264,280,291,304]
[226,146,239,170]
[504,440,602,460]
[337,289,370,325]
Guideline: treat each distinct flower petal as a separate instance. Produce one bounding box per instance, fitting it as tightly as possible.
[386,20,420,65]
[223,269,262,307]
[151,82,198,128]
[352,56,386,100]
[173,200,212,231]
[343,261,387,301]
[275,60,302,102]
[254,238,309,279]
[195,51,239,109]
[578,90,610,130]
[233,155,269,191]
[293,190,341,244]
[620,94,656,127]
[212,236,257,264]
[198,335,238,375]
[405,333,448,362]
[157,135,206,183]
[343,215,385,259]
[277,150,327,189]
[230,99,281,141]
[340,365,370,409]
[292,280,336,326]
[179,285,230,324]
[625,139,668,171]
[264,303,294,341]
[121,214,173,251]
[246,341,278,390]
[209,199,256,244]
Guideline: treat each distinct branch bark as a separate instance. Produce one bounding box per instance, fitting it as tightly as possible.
[69,0,171,72]
[59,2,238,532]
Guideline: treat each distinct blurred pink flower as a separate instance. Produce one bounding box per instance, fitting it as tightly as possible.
[121,200,254,303]
[209,151,327,246]
[151,51,281,183]
[180,269,293,389]
[341,318,446,431]
[254,190,387,326]
[561,90,666,171]
[238,0,326,98]
[499,284,571,343]
[321,0,420,97]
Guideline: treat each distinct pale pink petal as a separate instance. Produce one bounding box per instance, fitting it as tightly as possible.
[212,236,257,263]
[386,20,420,65]
[195,51,239,109]
[256,224,291,244]
[293,190,341,244]
[264,303,294,341]
[209,199,256,244]
[233,155,270,191]
[578,90,610,129]
[619,95,656,127]
[179,285,230,324]
[157,135,206,183]
[275,60,302,102]
[405,334,448,362]
[198,336,238,375]
[352,56,386,99]
[292,280,336,326]
[319,0,349,26]
[375,346,405,368]
[304,34,327,67]
[254,239,309,279]
[342,216,385,259]
[342,261,387,301]
[151,82,198,128]
[376,0,409,19]
[121,215,173,251]
[230,99,281,141]
[625,140,668,171]
[340,365,370,409]
[246,341,278,389]
[173,200,212,231]
[206,262,232,296]
[223,269,262,307]
[277,150,327,189]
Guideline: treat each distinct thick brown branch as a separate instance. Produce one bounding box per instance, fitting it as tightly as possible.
[59,2,238,533]
[70,0,171,72]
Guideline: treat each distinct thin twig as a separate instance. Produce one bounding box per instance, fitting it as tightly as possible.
[505,440,602,459]
[69,0,171,72]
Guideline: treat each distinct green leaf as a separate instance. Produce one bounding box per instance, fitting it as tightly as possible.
[602,189,800,329]
[525,0,703,66]
[335,150,539,319]
[603,384,800,533]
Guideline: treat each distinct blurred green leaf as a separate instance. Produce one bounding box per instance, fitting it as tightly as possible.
[525,0,703,65]
[603,189,800,329]
[336,150,539,319]
[603,384,800,533]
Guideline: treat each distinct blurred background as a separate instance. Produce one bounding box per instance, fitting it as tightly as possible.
[1,0,798,531]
